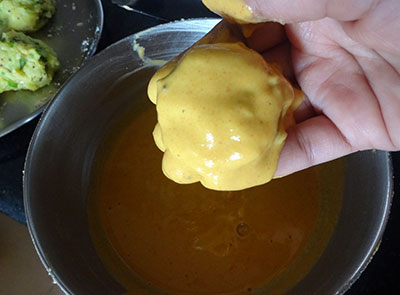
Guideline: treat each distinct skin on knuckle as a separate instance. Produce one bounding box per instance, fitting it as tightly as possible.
[293,125,316,166]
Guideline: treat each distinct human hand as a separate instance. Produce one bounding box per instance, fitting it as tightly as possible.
[244,0,400,176]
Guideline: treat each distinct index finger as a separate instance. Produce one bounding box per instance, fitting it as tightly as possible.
[275,115,355,177]
[247,0,379,23]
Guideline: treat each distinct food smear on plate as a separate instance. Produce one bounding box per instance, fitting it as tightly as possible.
[0,0,56,32]
[148,42,301,191]
[0,31,59,93]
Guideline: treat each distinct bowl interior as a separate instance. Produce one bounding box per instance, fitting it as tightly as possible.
[24,19,392,295]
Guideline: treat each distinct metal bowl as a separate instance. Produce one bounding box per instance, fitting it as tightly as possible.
[24,19,393,295]
[0,0,104,137]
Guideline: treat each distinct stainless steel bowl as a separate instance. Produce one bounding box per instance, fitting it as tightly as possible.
[23,19,393,295]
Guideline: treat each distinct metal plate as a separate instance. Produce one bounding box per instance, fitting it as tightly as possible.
[0,0,104,137]
[24,19,393,295]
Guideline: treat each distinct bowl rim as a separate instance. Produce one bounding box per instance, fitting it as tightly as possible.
[337,152,393,295]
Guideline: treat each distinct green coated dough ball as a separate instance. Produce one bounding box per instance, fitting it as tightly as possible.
[0,0,56,32]
[0,30,59,93]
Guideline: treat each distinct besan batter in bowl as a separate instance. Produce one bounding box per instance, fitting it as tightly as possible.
[88,1,344,294]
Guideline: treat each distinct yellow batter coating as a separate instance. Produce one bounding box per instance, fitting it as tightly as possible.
[148,42,302,191]
[202,0,259,24]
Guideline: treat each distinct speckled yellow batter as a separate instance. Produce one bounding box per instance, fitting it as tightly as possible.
[148,42,301,191]
[147,0,303,191]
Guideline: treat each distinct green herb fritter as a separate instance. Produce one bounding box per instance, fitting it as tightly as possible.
[0,0,56,32]
[0,31,59,93]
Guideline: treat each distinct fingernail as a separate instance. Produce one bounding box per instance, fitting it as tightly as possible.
[246,0,287,24]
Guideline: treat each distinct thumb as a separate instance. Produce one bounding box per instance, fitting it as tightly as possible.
[246,0,379,23]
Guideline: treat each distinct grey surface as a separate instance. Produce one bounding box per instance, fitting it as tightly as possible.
[0,0,104,137]
[0,213,64,295]
[23,19,393,295]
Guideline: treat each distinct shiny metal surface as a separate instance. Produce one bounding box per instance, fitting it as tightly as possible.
[111,0,215,21]
[0,0,104,138]
[24,19,393,295]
